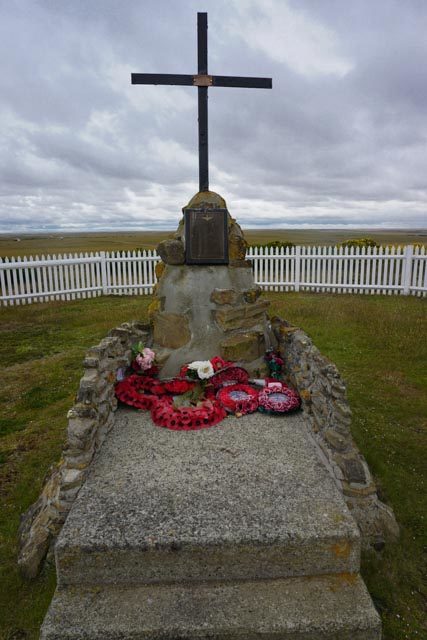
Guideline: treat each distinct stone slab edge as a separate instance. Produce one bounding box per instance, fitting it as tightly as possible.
[17,320,150,579]
[56,536,360,587]
[271,316,399,549]
[40,574,381,640]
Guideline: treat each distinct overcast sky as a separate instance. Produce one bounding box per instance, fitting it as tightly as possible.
[1,0,426,232]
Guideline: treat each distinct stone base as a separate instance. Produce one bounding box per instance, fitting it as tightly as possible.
[41,409,381,639]
[152,264,275,377]
[152,190,276,377]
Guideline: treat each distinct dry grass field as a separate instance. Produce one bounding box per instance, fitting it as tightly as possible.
[1,228,426,258]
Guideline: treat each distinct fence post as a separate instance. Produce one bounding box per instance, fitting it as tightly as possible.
[100,251,108,295]
[294,246,301,292]
[402,245,414,295]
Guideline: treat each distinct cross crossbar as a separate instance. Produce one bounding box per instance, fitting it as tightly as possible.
[131,74,272,89]
[131,12,272,191]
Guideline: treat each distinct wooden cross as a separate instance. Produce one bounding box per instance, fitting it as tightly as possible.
[131,12,272,192]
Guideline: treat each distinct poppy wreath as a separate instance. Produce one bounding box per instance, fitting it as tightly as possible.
[258,383,301,414]
[151,396,227,431]
[115,374,196,411]
[216,384,259,415]
[149,378,196,396]
[210,366,250,390]
[115,375,158,411]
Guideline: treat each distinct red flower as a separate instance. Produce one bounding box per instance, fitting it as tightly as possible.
[210,366,249,390]
[151,382,167,395]
[179,364,189,378]
[164,379,195,394]
[210,356,227,371]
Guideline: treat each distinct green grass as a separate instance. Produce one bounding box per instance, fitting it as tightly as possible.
[0,293,426,639]
[1,228,425,258]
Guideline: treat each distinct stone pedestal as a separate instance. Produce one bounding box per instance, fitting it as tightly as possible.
[152,191,275,377]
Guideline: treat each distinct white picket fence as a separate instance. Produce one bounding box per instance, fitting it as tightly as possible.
[0,246,426,306]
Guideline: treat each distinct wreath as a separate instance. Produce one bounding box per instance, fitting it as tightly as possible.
[115,374,196,412]
[210,366,249,390]
[216,384,259,415]
[258,383,301,414]
[151,396,226,431]
[115,375,158,411]
[116,351,300,430]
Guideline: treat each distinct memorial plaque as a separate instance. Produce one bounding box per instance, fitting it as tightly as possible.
[185,208,228,264]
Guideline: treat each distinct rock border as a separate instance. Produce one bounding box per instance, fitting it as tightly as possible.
[271,317,399,549]
[17,321,149,579]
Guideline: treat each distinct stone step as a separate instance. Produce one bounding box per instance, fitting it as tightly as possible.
[55,409,360,586]
[41,573,381,640]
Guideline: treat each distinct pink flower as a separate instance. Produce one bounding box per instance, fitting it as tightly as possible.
[136,348,156,371]
[142,347,155,362]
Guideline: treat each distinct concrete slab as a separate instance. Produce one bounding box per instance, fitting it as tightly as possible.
[56,408,360,586]
[41,574,381,640]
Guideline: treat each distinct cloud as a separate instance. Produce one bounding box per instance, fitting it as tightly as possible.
[0,0,426,232]
[230,0,354,78]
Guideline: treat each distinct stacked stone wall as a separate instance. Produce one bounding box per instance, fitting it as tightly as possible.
[17,321,149,579]
[272,317,399,549]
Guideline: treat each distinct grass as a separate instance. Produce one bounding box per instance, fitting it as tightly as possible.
[0,293,426,639]
[1,228,426,258]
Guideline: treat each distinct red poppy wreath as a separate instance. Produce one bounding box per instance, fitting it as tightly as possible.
[210,366,249,390]
[258,383,301,414]
[115,374,158,411]
[216,384,259,415]
[151,396,226,431]
[115,374,195,412]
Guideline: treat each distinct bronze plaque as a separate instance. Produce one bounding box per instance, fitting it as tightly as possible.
[185,208,229,264]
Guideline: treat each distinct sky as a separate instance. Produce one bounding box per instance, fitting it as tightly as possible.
[1,0,426,232]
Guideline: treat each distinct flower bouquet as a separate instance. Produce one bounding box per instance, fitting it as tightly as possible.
[264,349,284,380]
[131,341,158,376]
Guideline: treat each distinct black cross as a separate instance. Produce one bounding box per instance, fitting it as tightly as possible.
[131,12,272,192]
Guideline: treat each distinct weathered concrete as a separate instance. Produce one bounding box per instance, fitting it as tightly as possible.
[55,409,360,587]
[41,407,381,639]
[154,265,274,377]
[41,574,381,639]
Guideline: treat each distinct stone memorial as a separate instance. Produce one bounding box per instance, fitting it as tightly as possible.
[152,190,274,378]
[17,11,399,639]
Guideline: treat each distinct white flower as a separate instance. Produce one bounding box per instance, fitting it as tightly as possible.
[187,360,214,379]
